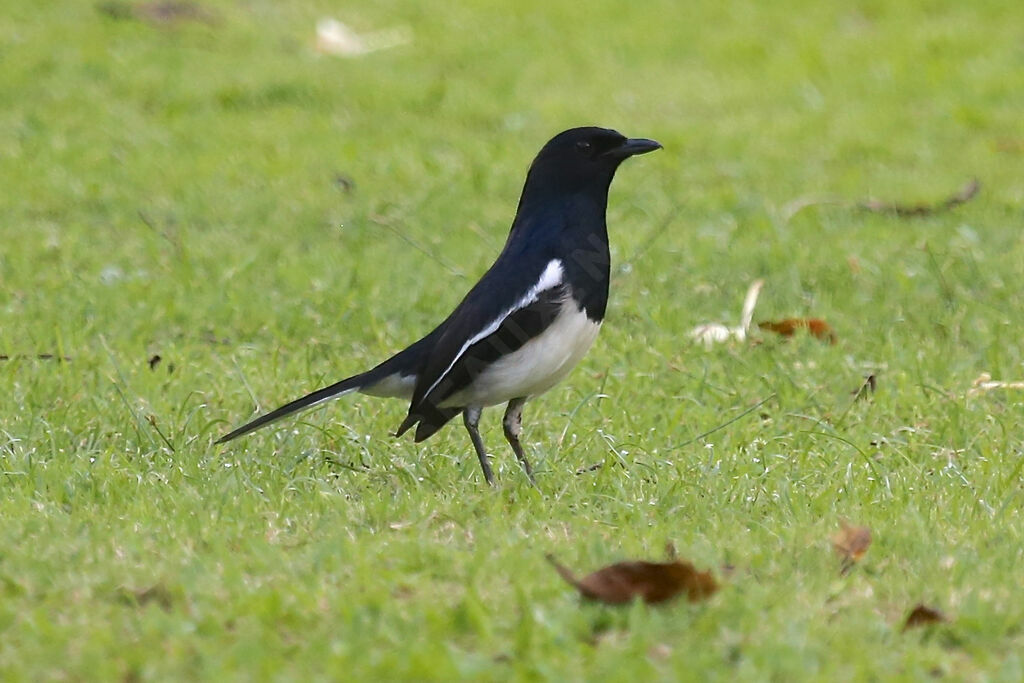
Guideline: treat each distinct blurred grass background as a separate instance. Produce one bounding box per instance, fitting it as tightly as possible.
[2,0,1024,679]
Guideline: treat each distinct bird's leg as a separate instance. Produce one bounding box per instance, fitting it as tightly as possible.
[502,397,535,485]
[463,406,494,486]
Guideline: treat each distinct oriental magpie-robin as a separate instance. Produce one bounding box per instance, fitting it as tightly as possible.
[218,127,661,484]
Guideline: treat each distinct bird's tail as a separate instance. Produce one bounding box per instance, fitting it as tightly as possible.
[218,325,443,444]
[216,373,371,444]
[217,328,441,444]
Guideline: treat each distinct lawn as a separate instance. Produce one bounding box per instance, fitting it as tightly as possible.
[2,0,1024,679]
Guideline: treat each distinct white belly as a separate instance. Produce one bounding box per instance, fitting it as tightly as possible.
[443,303,601,408]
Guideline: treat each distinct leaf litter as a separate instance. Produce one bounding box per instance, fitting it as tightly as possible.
[831,520,872,574]
[966,372,1024,396]
[781,178,980,223]
[902,603,948,631]
[759,318,837,344]
[547,548,719,606]
[689,280,838,347]
[689,279,764,347]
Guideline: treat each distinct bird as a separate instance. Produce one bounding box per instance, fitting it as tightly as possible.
[217,126,662,484]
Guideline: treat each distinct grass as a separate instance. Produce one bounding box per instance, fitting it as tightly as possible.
[2,0,1024,678]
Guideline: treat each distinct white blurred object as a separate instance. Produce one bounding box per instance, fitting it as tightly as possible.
[967,372,1024,396]
[316,17,410,56]
[689,279,764,348]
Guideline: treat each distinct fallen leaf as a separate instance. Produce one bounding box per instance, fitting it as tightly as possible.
[902,603,947,631]
[967,372,1024,396]
[547,554,719,605]
[689,322,733,347]
[859,179,980,218]
[316,17,410,57]
[781,179,980,222]
[690,279,764,348]
[832,520,871,573]
[759,318,837,344]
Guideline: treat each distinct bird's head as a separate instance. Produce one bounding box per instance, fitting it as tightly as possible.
[523,127,662,199]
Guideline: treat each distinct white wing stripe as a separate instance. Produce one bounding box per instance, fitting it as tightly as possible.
[302,386,359,411]
[422,259,564,402]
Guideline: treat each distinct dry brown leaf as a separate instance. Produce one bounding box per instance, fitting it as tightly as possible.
[759,318,837,344]
[859,179,980,217]
[782,179,980,223]
[547,554,719,605]
[902,603,948,631]
[832,521,871,573]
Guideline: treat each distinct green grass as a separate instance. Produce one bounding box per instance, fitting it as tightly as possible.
[3,0,1024,678]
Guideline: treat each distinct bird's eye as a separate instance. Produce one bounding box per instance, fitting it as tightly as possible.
[575,140,592,153]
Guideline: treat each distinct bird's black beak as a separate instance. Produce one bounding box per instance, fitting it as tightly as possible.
[605,137,663,159]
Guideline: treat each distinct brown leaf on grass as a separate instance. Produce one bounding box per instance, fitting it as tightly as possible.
[759,318,837,344]
[547,554,719,605]
[782,179,980,222]
[832,521,871,573]
[859,179,980,218]
[902,603,948,631]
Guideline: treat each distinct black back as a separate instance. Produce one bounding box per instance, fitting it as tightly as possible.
[397,127,645,438]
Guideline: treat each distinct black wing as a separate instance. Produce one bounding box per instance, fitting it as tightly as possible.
[393,258,569,444]
[400,283,567,441]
